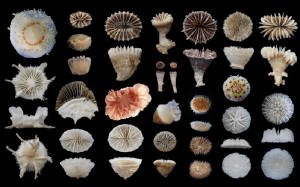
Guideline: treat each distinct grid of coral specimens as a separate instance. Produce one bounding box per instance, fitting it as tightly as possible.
[1,8,298,185]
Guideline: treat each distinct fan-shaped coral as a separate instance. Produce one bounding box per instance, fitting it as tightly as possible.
[69,11,92,28]
[223,12,253,42]
[153,131,176,152]
[105,83,151,121]
[108,124,144,152]
[190,95,211,114]
[224,46,254,70]
[189,161,211,179]
[223,75,250,102]
[60,158,94,179]
[68,34,92,51]
[222,153,251,179]
[222,106,251,134]
[221,138,251,149]
[190,121,212,132]
[68,56,91,75]
[109,157,142,180]
[262,128,294,143]
[9,9,57,58]
[261,148,294,180]
[182,11,217,44]
[56,81,98,124]
[6,63,55,100]
[261,46,297,86]
[153,159,176,177]
[108,46,142,81]
[6,134,52,179]
[259,13,297,41]
[105,11,142,41]
[6,106,54,129]
[153,100,181,125]
[262,93,294,125]
[190,137,212,155]
[59,129,94,153]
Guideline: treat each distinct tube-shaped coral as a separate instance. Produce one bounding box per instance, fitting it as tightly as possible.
[169,71,177,93]
[156,71,165,92]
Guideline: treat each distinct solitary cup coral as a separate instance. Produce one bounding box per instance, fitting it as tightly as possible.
[222,153,251,179]
[105,84,151,120]
[190,95,211,114]
[109,157,142,180]
[224,46,254,70]
[262,128,294,143]
[153,131,177,152]
[222,106,251,134]
[190,137,212,155]
[189,161,211,179]
[68,56,91,75]
[69,11,92,28]
[223,75,250,102]
[60,158,94,179]
[153,100,181,125]
[153,159,176,177]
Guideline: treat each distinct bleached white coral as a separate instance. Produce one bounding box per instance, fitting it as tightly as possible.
[261,148,294,180]
[262,93,294,125]
[221,138,251,149]
[222,153,251,179]
[262,128,294,143]
[60,158,94,179]
[222,106,251,134]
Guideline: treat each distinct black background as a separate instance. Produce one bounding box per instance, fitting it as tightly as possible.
[1,8,298,186]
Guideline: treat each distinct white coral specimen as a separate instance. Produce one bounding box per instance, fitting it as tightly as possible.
[262,128,294,143]
[109,157,142,180]
[222,153,251,179]
[60,158,94,179]
[221,138,251,149]
[222,106,251,134]
[224,46,254,70]
[261,148,294,180]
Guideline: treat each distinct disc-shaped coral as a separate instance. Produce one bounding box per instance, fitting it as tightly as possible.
[59,129,94,153]
[105,11,142,41]
[182,11,217,44]
[221,138,251,149]
[9,9,57,58]
[108,124,144,152]
[190,137,212,155]
[190,121,212,132]
[153,131,176,152]
[223,12,253,42]
[190,95,211,114]
[6,63,55,100]
[60,158,94,179]
[153,159,176,177]
[105,84,151,121]
[56,81,98,124]
[68,56,91,75]
[153,100,181,125]
[109,157,142,180]
[262,128,294,143]
[189,161,211,179]
[222,106,251,134]
[259,13,297,41]
[68,34,92,51]
[223,75,250,102]
[222,153,251,179]
[69,11,92,28]
[224,46,254,70]
[262,93,294,125]
[261,148,294,180]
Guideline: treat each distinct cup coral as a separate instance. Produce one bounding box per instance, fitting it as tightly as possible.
[222,153,251,179]
[222,106,251,134]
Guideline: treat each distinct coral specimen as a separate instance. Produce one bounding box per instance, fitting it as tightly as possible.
[183,48,217,87]
[109,157,142,180]
[262,93,294,125]
[261,46,297,86]
[56,81,98,124]
[262,128,294,143]
[105,84,151,120]
[156,61,165,69]
[221,138,251,149]
[108,46,142,81]
[190,137,212,155]
[190,95,211,114]
[222,106,251,134]
[59,129,94,153]
[156,71,165,92]
[5,106,54,129]
[6,134,52,179]
[153,159,176,177]
[60,158,94,179]
[189,161,211,179]
[68,56,91,75]
[224,46,254,70]
[151,12,175,54]
[261,148,294,180]
[170,62,177,69]
[169,71,177,93]
[153,100,181,125]
[190,121,212,132]
[259,13,297,41]
[108,124,144,152]
[182,11,217,44]
[9,9,57,58]
[69,11,92,28]
[6,63,55,100]
[222,153,251,179]
[223,75,250,102]
[68,34,92,51]
[153,131,176,152]
[223,12,253,42]
[105,11,142,41]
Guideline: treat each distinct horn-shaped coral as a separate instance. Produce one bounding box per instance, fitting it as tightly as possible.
[261,46,297,86]
[224,47,254,70]
[68,56,91,75]
[108,46,142,81]
[109,157,142,180]
[151,13,175,54]
[153,159,176,177]
[183,49,217,87]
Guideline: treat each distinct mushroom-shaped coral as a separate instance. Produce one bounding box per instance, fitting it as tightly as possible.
[224,46,254,70]
[153,159,176,177]
[259,13,297,41]
[108,46,142,81]
[105,11,142,41]
[262,128,294,143]
[183,48,217,87]
[60,158,94,179]
[153,100,181,125]
[69,11,92,28]
[223,12,253,42]
[108,124,144,152]
[9,9,57,58]
[223,75,250,102]
[190,137,212,155]
[262,93,294,125]
[189,161,211,179]
[221,138,251,149]
[261,148,294,180]
[182,11,217,44]
[6,63,55,100]
[261,46,297,86]
[190,95,211,114]
[190,121,212,132]
[109,157,142,180]
[6,134,52,179]
[222,106,251,134]
[68,34,92,51]
[105,83,151,121]
[151,12,175,54]
[68,56,91,75]
[222,153,251,179]
[153,131,177,152]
